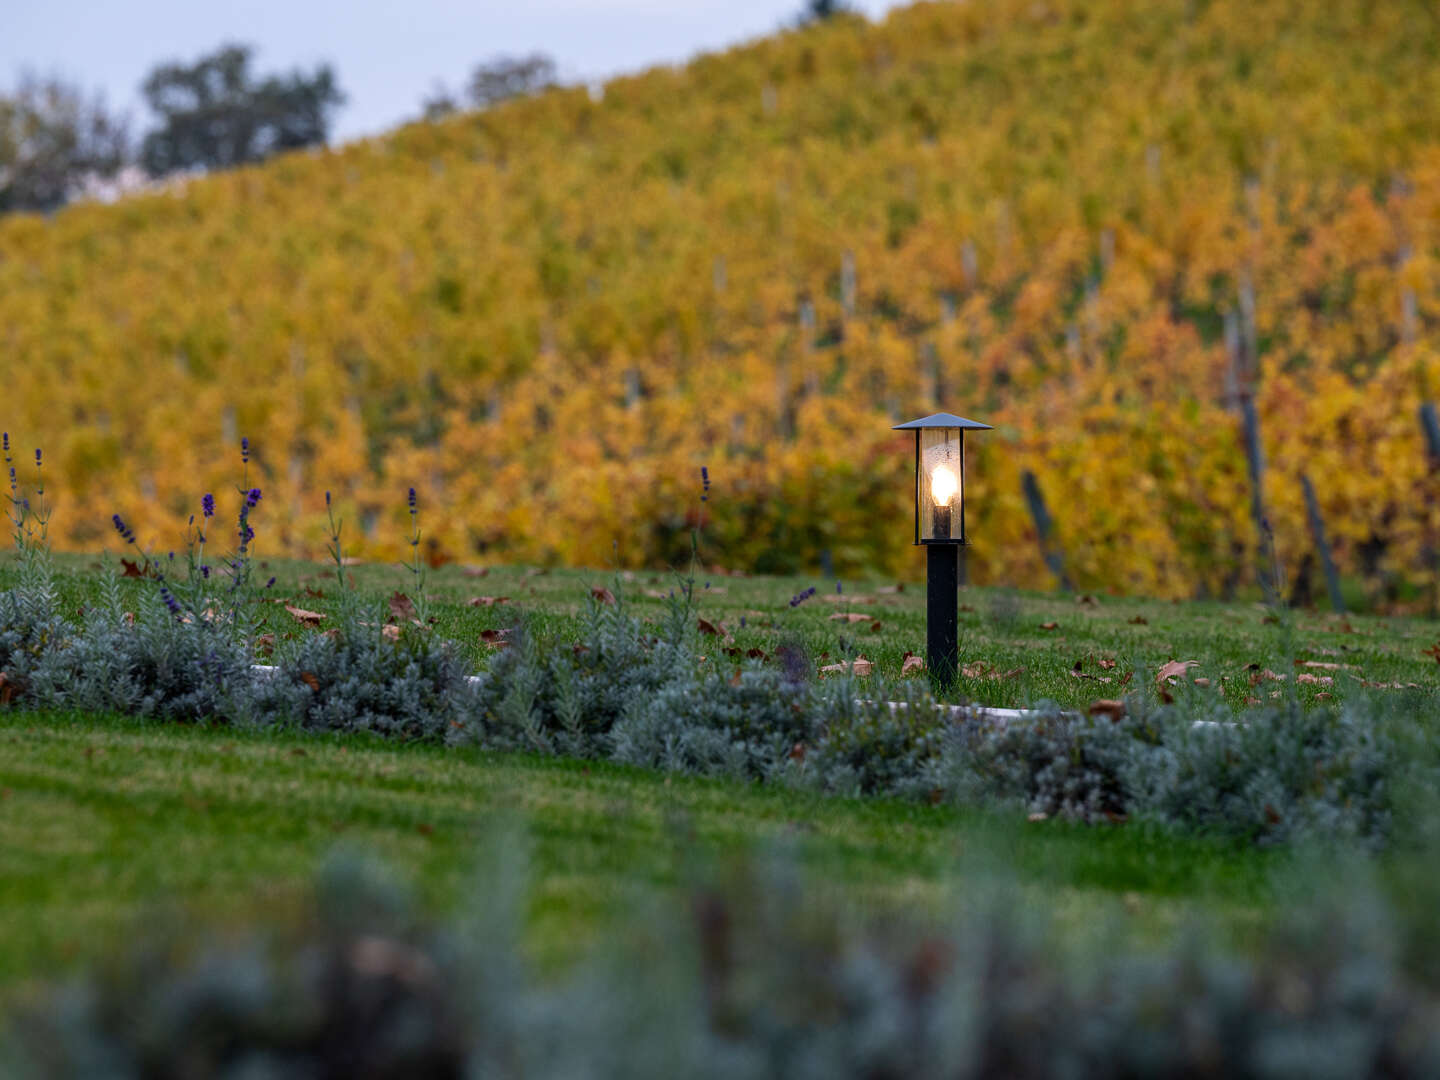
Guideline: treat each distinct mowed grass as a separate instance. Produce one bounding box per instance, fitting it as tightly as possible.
[4,549,1438,710]
[0,708,1279,996]
[2,551,1436,994]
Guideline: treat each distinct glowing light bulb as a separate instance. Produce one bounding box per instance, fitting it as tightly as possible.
[931,464,958,507]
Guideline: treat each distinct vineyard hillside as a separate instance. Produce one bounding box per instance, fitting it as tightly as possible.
[4,0,1440,601]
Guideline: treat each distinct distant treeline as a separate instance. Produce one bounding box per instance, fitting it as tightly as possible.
[0,0,852,214]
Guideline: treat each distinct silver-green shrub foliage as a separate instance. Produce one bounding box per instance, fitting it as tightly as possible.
[9,838,1440,1078]
[255,615,471,739]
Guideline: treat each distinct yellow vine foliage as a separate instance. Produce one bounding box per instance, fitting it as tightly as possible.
[3,0,1440,600]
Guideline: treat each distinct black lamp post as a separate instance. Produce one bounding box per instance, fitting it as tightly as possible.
[893,412,991,685]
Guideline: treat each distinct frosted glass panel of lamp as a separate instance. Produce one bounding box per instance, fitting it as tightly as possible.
[919,427,962,541]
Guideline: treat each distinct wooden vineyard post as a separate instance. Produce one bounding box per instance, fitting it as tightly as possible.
[1300,474,1344,614]
[1021,469,1073,592]
[1421,402,1440,616]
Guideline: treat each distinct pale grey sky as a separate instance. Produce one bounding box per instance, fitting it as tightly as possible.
[4,0,902,142]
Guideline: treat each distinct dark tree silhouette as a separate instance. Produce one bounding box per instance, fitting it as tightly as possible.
[139,44,344,176]
[466,54,557,108]
[0,75,127,214]
[799,0,856,22]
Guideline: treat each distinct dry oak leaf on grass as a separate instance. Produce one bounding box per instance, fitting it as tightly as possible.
[284,605,326,628]
[467,596,510,607]
[820,656,874,677]
[1296,673,1334,686]
[480,628,511,648]
[829,612,875,623]
[1039,622,1059,631]
[901,652,925,676]
[461,565,490,578]
[299,672,320,692]
[591,586,616,605]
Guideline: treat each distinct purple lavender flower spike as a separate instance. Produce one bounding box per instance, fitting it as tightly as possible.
[202,493,215,518]
[241,437,250,464]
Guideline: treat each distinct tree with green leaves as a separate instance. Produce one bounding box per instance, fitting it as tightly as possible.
[139,44,344,177]
[0,75,128,214]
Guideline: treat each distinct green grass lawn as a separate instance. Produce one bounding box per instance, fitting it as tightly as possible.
[2,550,1437,996]
[0,707,1280,999]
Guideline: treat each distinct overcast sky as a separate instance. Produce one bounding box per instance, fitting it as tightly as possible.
[5,0,903,143]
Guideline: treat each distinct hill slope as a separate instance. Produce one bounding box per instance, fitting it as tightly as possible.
[3,0,1440,600]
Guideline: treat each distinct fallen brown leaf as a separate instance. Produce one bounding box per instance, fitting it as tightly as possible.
[480,628,510,647]
[1088,699,1126,721]
[388,591,417,623]
[828,613,874,623]
[461,565,490,578]
[591,586,616,605]
[254,633,276,658]
[299,672,320,692]
[0,672,14,705]
[467,596,510,607]
[901,652,925,676]
[697,617,723,636]
[1128,615,1148,625]
[877,584,905,595]
[284,605,326,627]
[120,558,147,579]
[1039,622,1059,631]
[1155,659,1198,685]
[1296,673,1334,686]
[1193,677,1211,688]
[819,656,874,677]
[382,625,401,642]
[1249,668,1286,686]
[1098,658,1117,670]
